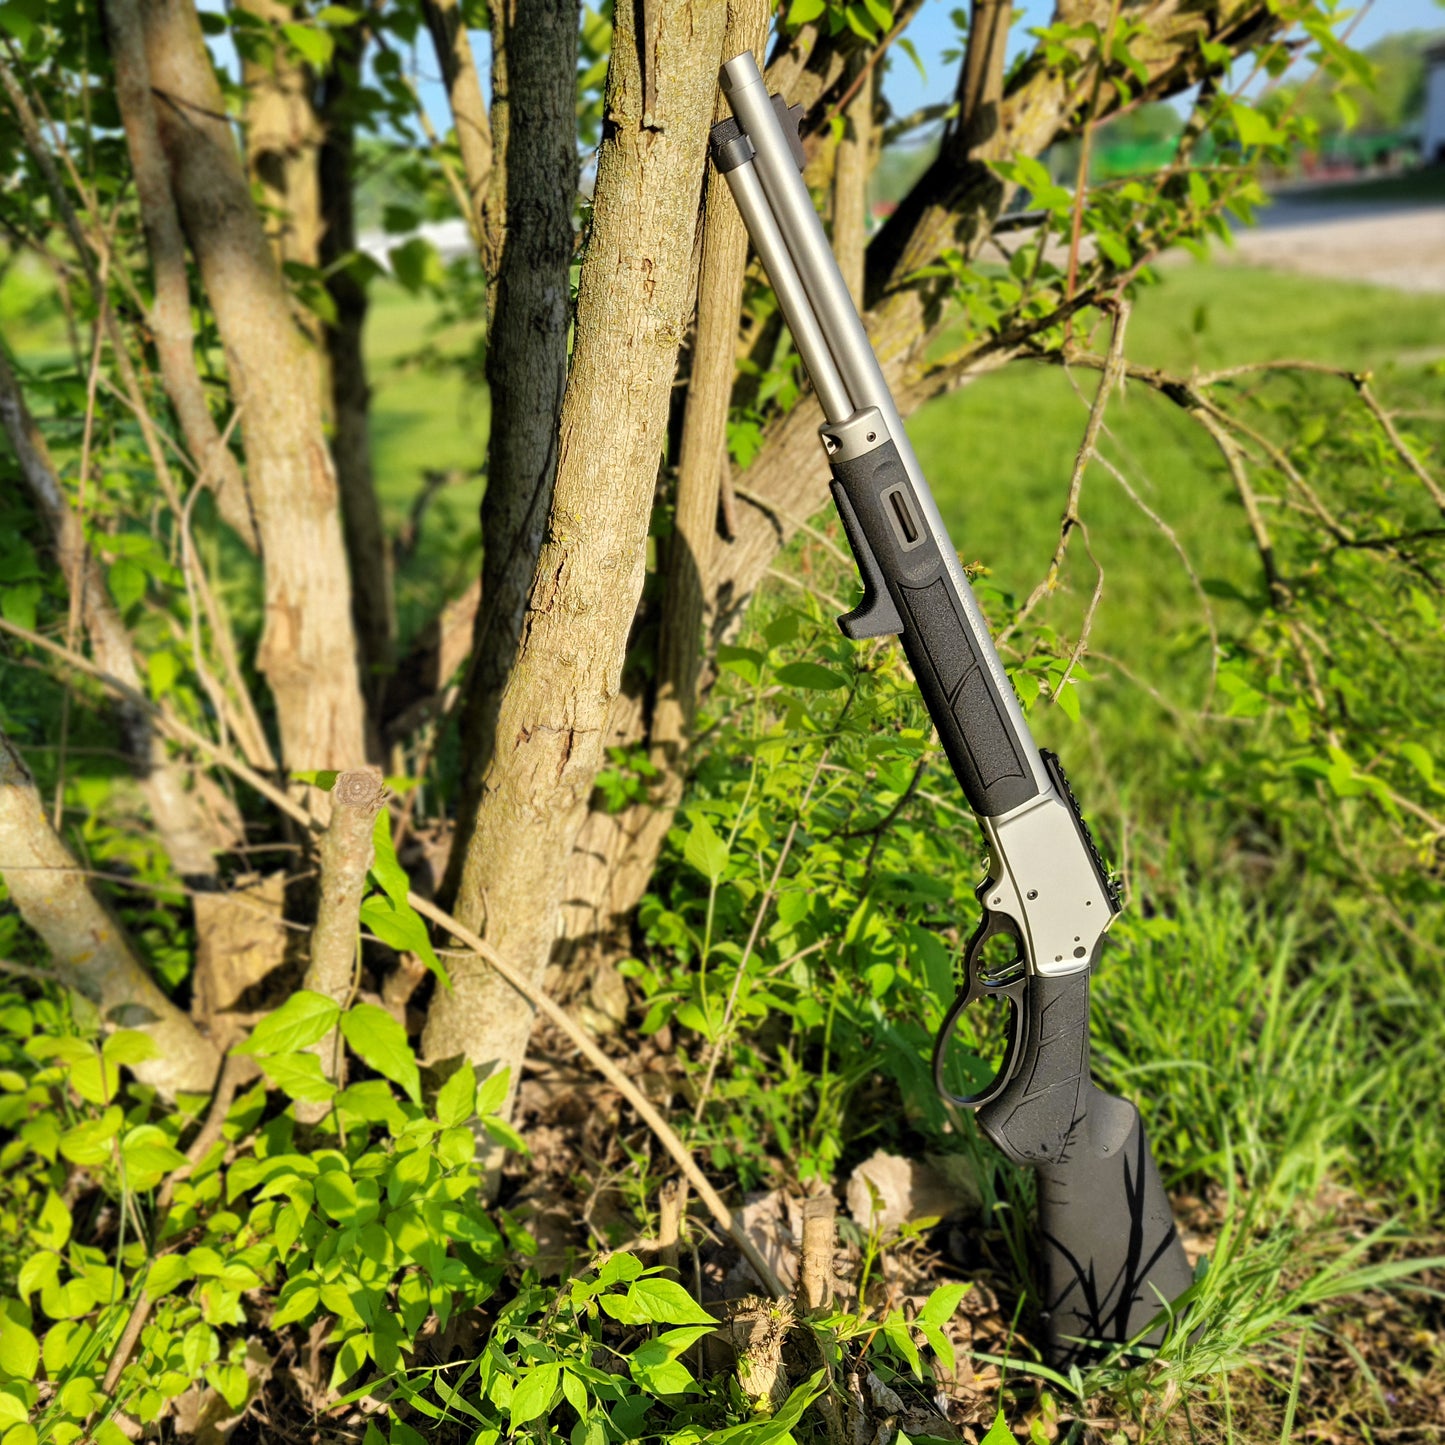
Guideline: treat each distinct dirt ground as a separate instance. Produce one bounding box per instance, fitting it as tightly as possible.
[1223,196,1445,293]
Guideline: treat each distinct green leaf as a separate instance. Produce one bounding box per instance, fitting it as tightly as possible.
[1400,742,1436,786]
[16,1254,58,1305]
[259,1052,338,1104]
[41,1321,89,1376]
[330,1331,369,1390]
[31,1191,71,1251]
[1229,101,1281,149]
[598,1251,644,1287]
[715,644,763,686]
[475,1065,510,1117]
[145,1255,193,1299]
[103,1029,158,1066]
[316,4,362,21]
[774,661,847,691]
[980,1408,1017,1445]
[235,991,342,1058]
[364,812,446,978]
[896,35,925,83]
[122,1124,188,1180]
[314,1170,380,1225]
[0,583,40,632]
[388,236,443,293]
[882,1310,921,1376]
[1094,230,1131,268]
[434,1062,475,1126]
[917,1281,968,1328]
[369,810,410,904]
[861,0,892,34]
[340,1004,421,1103]
[291,769,339,791]
[281,20,335,68]
[0,5,36,45]
[786,0,825,26]
[509,1361,559,1428]
[108,557,146,614]
[0,1318,38,1382]
[1052,678,1080,722]
[58,1106,123,1166]
[271,1275,320,1327]
[147,649,181,697]
[602,1277,715,1326]
[682,814,730,884]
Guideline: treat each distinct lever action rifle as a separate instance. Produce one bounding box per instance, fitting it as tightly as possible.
[711,52,1195,1362]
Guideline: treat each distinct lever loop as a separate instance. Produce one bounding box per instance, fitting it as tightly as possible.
[932,907,1028,1108]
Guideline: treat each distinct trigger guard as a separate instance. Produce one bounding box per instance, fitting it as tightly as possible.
[931,911,1028,1109]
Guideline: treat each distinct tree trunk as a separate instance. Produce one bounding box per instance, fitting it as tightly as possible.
[238,0,324,279]
[320,28,395,719]
[421,0,496,263]
[424,0,728,1097]
[139,0,368,775]
[574,1,775,986]
[104,0,257,550]
[832,59,871,308]
[0,727,220,1098]
[439,0,578,908]
[0,347,221,887]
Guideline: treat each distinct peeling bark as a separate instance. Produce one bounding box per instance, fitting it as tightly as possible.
[190,871,289,1057]
[425,0,729,1095]
[440,0,578,907]
[139,0,368,774]
[0,727,220,1097]
[104,0,257,549]
[0,346,221,886]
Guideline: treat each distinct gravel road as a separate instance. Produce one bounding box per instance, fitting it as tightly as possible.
[1225,196,1445,292]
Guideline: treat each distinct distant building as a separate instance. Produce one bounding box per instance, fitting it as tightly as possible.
[1425,40,1445,166]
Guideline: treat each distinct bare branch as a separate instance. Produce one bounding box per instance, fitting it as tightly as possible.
[998,301,1130,647]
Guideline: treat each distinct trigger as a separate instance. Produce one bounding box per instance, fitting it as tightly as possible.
[965,902,1026,991]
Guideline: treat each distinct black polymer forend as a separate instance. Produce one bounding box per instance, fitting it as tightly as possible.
[828,439,1040,818]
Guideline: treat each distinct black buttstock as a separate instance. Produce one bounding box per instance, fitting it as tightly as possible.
[977,971,1194,1362]
[828,441,1039,818]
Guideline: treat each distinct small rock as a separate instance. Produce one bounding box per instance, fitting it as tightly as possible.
[846,1150,981,1234]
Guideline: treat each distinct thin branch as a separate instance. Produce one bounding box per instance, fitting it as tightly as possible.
[997,300,1130,647]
